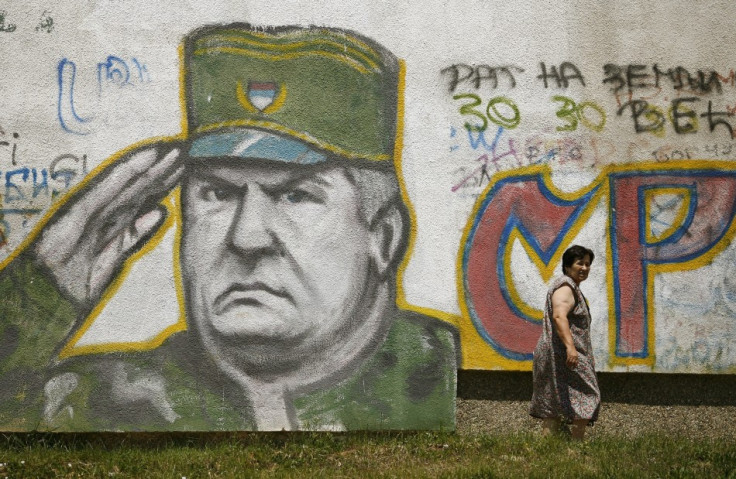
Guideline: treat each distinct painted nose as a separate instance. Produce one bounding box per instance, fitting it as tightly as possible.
[228,189,276,252]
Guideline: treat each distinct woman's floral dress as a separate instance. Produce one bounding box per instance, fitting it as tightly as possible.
[530,275,600,423]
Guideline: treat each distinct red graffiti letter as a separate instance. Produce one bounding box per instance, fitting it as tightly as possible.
[462,172,600,360]
[609,169,736,359]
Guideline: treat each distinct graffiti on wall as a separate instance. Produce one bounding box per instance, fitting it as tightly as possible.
[0,124,88,248]
[448,59,736,373]
[459,162,736,369]
[1,1,734,433]
[0,23,458,432]
[445,61,736,183]
[443,62,736,139]
[58,54,151,135]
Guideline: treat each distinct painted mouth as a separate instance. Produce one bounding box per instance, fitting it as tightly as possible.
[213,283,293,314]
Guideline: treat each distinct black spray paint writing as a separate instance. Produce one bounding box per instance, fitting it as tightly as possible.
[443,61,736,137]
[0,9,55,33]
[603,64,725,95]
[617,99,735,137]
[441,64,524,92]
[537,62,586,88]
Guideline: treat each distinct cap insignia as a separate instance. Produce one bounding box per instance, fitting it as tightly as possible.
[236,81,286,114]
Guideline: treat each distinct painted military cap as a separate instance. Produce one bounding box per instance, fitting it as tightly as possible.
[183,23,400,164]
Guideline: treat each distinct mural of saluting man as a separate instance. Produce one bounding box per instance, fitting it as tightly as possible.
[0,23,458,431]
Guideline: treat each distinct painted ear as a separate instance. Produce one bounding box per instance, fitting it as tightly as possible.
[369,202,407,278]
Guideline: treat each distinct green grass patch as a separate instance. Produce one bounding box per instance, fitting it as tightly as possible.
[0,431,734,478]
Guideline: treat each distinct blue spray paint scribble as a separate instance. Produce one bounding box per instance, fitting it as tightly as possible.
[58,56,150,135]
[58,59,93,135]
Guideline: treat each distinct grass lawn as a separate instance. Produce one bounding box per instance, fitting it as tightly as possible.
[1,431,735,478]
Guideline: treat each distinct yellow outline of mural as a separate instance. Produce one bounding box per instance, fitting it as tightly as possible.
[395,60,462,330]
[210,32,382,64]
[643,187,692,244]
[235,81,288,114]
[3,36,735,372]
[48,46,197,357]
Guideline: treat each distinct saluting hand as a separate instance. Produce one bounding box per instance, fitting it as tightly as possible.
[33,143,183,309]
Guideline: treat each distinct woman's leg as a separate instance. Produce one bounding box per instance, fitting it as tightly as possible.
[571,419,587,440]
[541,418,559,436]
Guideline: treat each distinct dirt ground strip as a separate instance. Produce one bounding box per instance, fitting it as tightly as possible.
[456,399,736,440]
[456,371,736,440]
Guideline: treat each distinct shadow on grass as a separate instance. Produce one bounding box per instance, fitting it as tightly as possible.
[458,370,736,406]
[0,429,458,452]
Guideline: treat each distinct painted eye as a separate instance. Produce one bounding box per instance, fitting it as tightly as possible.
[283,189,312,204]
[201,185,234,202]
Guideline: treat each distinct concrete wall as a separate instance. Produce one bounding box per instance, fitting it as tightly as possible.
[0,0,735,431]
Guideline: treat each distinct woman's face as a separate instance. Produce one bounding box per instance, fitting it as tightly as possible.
[565,254,592,284]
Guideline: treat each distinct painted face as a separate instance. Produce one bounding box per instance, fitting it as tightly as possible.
[565,254,592,284]
[180,159,376,366]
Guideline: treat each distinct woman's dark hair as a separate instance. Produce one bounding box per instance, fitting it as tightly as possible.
[561,245,595,274]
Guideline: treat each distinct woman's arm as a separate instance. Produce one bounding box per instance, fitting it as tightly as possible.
[550,285,578,369]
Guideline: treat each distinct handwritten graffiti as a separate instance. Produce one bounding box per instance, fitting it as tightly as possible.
[460,162,736,366]
[453,93,606,133]
[0,153,88,241]
[97,56,149,92]
[451,127,522,195]
[701,142,736,158]
[0,10,16,32]
[617,99,735,138]
[35,10,53,33]
[453,94,520,132]
[552,96,606,132]
[456,125,736,167]
[58,56,151,135]
[441,64,524,92]
[603,64,725,95]
[652,145,695,162]
[0,9,54,33]
[450,127,607,195]
[57,59,93,135]
[537,62,586,88]
[0,138,87,242]
[0,126,87,196]
[2,153,88,202]
[444,61,736,138]
[0,131,20,165]
[451,93,733,137]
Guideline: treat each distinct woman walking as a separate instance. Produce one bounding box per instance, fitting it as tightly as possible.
[530,245,600,440]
